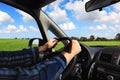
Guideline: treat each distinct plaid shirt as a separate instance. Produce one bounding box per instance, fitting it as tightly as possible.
[0,48,67,80]
[0,48,40,67]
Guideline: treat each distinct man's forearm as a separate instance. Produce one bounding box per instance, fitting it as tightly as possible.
[0,53,67,80]
[0,47,40,67]
[61,51,75,65]
[17,53,67,80]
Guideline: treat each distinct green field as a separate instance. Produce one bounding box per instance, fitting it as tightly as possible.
[80,41,120,46]
[0,39,120,51]
[0,39,29,51]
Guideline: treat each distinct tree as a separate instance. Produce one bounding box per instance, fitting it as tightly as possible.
[14,37,17,39]
[89,35,95,41]
[95,37,108,41]
[115,33,120,40]
[79,37,87,41]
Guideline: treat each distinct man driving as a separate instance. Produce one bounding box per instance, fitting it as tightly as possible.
[0,39,81,80]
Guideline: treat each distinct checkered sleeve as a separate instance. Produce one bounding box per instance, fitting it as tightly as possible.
[17,54,67,80]
[0,53,67,80]
[0,47,40,68]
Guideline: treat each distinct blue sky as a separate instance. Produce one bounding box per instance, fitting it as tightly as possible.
[0,0,120,39]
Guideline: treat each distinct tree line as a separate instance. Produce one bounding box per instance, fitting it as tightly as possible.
[13,33,120,41]
[72,33,120,41]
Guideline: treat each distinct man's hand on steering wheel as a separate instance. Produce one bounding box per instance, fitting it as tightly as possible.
[38,38,81,63]
[62,40,81,64]
[38,39,58,52]
[37,37,82,79]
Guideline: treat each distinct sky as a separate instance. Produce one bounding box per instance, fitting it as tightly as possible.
[0,0,120,39]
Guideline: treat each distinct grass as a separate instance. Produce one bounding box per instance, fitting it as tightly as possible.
[0,39,29,51]
[0,39,120,51]
[51,41,120,50]
[80,41,120,46]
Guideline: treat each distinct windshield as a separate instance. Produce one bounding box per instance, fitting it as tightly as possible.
[0,1,120,48]
[43,0,120,46]
[0,3,42,51]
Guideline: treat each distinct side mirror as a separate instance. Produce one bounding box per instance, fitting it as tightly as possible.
[28,38,46,48]
[85,0,120,12]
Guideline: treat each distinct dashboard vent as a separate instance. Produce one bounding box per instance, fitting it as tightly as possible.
[100,53,112,63]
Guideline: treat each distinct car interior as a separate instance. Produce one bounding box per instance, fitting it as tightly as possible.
[0,0,120,80]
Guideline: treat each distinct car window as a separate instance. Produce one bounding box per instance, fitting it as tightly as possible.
[43,1,120,46]
[0,3,42,51]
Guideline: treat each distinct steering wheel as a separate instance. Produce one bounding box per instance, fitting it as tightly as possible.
[29,37,91,79]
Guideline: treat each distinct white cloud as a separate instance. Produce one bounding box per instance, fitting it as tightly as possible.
[49,0,64,9]
[114,2,120,12]
[46,0,77,31]
[0,11,14,24]
[3,25,19,33]
[19,25,27,32]
[59,22,76,30]
[29,26,39,32]
[112,3,120,25]
[65,0,120,24]
[89,24,107,31]
[92,33,112,39]
[65,0,102,22]
[42,6,48,11]
[45,0,69,22]
[16,10,35,22]
[48,8,69,22]
[0,24,40,34]
[88,24,120,33]
[0,25,27,33]
[0,30,2,33]
[109,25,120,32]
[65,0,91,21]
[65,0,85,13]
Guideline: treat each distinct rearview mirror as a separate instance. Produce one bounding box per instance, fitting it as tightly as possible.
[85,0,120,12]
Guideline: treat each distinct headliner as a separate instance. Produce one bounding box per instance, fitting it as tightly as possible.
[2,0,56,9]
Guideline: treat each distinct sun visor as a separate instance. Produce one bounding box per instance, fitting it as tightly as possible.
[11,0,56,9]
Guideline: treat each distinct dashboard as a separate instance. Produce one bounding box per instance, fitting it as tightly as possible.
[88,46,120,80]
